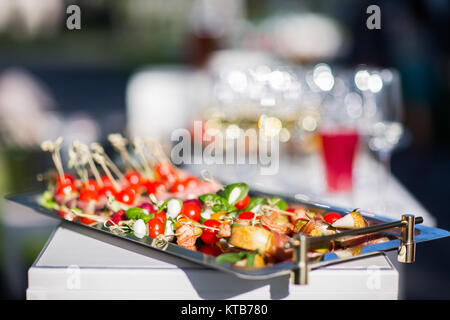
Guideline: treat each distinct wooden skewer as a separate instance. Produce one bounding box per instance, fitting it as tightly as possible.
[90,143,125,181]
[41,137,65,181]
[108,133,142,173]
[92,152,121,192]
[261,205,296,217]
[133,137,154,179]
[68,147,88,184]
[73,141,102,186]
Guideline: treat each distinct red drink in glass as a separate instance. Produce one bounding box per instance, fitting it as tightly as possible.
[319,129,359,192]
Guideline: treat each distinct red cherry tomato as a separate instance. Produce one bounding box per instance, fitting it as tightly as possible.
[79,189,99,202]
[80,216,97,225]
[154,211,167,224]
[200,219,222,244]
[125,171,142,186]
[147,218,165,238]
[235,194,250,210]
[155,162,177,183]
[237,211,255,220]
[116,188,136,205]
[183,198,202,208]
[98,185,117,197]
[199,244,222,257]
[144,180,166,194]
[324,212,342,224]
[286,208,296,213]
[82,179,99,192]
[57,173,75,185]
[180,202,201,222]
[56,183,77,196]
[169,180,185,193]
[101,175,113,188]
[170,176,200,193]
[58,210,76,221]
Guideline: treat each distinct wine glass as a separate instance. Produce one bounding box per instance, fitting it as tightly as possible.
[356,68,404,213]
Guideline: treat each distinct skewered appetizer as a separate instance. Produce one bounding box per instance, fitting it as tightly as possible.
[38,135,390,269]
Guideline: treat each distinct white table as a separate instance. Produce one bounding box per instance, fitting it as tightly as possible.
[27,223,398,300]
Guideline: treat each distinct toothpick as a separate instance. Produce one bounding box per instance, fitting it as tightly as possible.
[91,142,125,181]
[108,133,141,172]
[261,205,295,217]
[68,147,88,184]
[200,169,223,190]
[92,152,121,191]
[41,137,65,180]
[133,137,154,179]
[73,140,102,186]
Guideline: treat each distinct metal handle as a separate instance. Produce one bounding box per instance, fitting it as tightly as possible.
[289,214,421,284]
[397,214,416,263]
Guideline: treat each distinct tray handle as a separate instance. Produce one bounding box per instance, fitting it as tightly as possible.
[288,214,421,285]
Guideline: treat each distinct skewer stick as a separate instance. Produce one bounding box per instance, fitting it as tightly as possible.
[91,143,125,181]
[261,205,296,217]
[70,209,107,222]
[73,141,102,186]
[178,221,220,232]
[68,147,88,184]
[145,139,169,164]
[133,137,154,179]
[93,152,122,192]
[200,169,223,190]
[41,137,65,181]
[108,133,142,173]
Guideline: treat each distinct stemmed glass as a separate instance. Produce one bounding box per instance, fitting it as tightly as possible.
[356,68,404,212]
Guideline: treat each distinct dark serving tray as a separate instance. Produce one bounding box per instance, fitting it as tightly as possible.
[6,190,450,283]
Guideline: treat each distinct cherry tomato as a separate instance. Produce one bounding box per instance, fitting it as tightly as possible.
[108,209,126,225]
[79,189,99,202]
[56,183,77,196]
[154,211,167,224]
[144,180,166,194]
[125,171,142,186]
[182,176,199,189]
[98,185,117,197]
[58,210,76,221]
[57,173,75,185]
[80,216,97,225]
[199,244,222,257]
[126,184,141,196]
[147,218,165,238]
[82,179,99,192]
[324,212,342,224]
[183,198,202,209]
[169,180,185,193]
[180,202,201,222]
[116,188,136,205]
[200,219,221,244]
[286,208,296,213]
[155,162,177,183]
[235,194,250,210]
[238,211,255,220]
[101,175,113,188]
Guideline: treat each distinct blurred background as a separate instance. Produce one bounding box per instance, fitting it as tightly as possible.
[0,0,449,299]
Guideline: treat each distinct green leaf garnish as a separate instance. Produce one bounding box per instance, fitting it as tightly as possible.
[125,207,153,223]
[217,183,249,205]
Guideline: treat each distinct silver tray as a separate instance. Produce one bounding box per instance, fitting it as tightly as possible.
[7,190,450,284]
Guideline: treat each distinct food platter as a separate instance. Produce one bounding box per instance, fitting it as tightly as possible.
[14,134,449,285]
[7,189,450,284]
